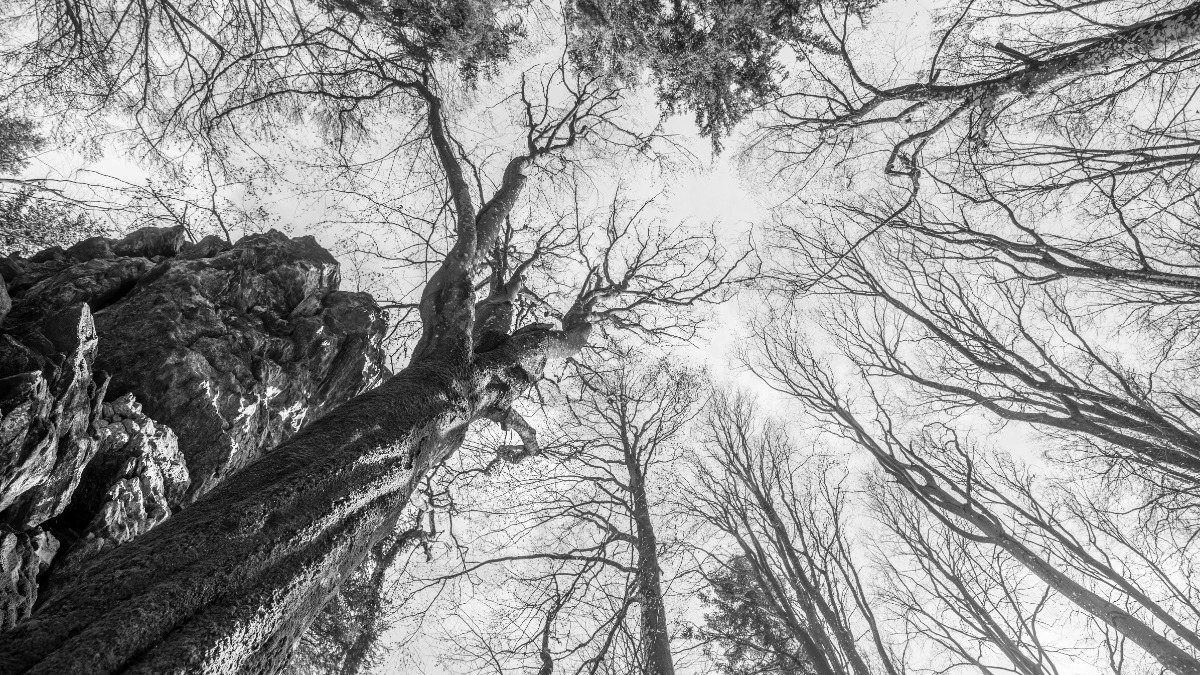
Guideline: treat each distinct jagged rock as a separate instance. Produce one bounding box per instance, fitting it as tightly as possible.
[64,237,115,261]
[0,301,106,626]
[28,247,66,264]
[0,226,185,305]
[10,257,156,321]
[90,230,387,500]
[0,303,105,529]
[111,225,187,259]
[1,226,386,502]
[45,394,188,584]
[0,225,386,627]
[0,527,57,631]
[179,234,232,260]
[0,275,10,328]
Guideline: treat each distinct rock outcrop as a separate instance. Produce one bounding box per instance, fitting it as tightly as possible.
[0,528,56,630]
[0,226,387,630]
[43,393,189,584]
[0,303,105,531]
[89,230,388,500]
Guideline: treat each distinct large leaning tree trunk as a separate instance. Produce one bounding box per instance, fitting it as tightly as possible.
[0,72,695,673]
[0,224,388,634]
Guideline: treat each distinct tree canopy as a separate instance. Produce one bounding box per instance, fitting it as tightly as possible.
[4,0,1200,673]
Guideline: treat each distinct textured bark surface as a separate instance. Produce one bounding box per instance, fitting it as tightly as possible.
[0,211,590,671]
[0,59,623,667]
[0,226,386,634]
[0,294,588,674]
[0,359,475,674]
[626,451,675,675]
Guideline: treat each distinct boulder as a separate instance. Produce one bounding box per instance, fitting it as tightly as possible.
[90,230,387,500]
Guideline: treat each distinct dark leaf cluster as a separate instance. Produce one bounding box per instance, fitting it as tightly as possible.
[567,0,878,150]
[0,189,109,257]
[691,555,810,675]
[325,0,526,79]
[0,113,43,175]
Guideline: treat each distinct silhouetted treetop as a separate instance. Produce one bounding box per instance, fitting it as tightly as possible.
[322,0,526,78]
[568,0,879,149]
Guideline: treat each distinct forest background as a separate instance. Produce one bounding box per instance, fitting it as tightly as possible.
[3,0,1199,673]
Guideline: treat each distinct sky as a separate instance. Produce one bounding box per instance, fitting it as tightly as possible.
[9,0,1187,671]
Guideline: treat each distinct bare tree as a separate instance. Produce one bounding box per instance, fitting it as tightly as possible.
[0,7,748,669]
[767,217,1200,513]
[870,480,1078,674]
[427,349,704,675]
[763,0,1200,181]
[745,0,1200,345]
[746,318,1200,674]
[686,390,901,675]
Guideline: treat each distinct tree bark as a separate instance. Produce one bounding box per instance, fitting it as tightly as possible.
[624,448,675,675]
[0,359,466,673]
[0,60,622,673]
[0,308,588,675]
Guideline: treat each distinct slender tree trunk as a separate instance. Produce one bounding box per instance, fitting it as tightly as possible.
[624,453,675,675]
[854,419,1200,675]
[992,527,1200,675]
[0,358,482,674]
[737,536,839,675]
[754,505,873,675]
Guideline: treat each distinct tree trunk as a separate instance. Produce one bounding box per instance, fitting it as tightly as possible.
[0,358,480,674]
[624,453,675,675]
[993,526,1200,675]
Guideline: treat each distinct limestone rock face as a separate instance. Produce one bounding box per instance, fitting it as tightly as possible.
[91,230,388,500]
[0,528,56,630]
[46,393,189,581]
[0,303,105,530]
[0,226,387,630]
